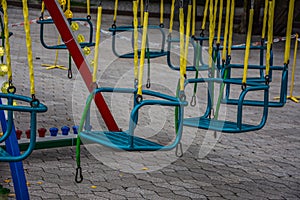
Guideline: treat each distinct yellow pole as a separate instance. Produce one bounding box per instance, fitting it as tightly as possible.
[184,4,192,75]
[87,0,90,16]
[287,34,300,102]
[242,8,254,85]
[201,0,209,30]
[169,0,175,34]
[265,1,274,77]
[23,0,35,95]
[213,0,219,29]
[179,7,185,91]
[208,0,214,69]
[113,0,118,24]
[227,0,235,57]
[192,0,196,36]
[261,0,268,39]
[284,0,295,65]
[160,0,164,25]
[140,0,144,26]
[1,0,12,82]
[92,6,102,83]
[137,11,149,96]
[133,0,139,81]
[216,0,223,44]
[222,0,231,61]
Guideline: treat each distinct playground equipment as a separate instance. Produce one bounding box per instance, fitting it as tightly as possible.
[0,0,47,199]
[167,0,213,72]
[219,0,272,80]
[222,0,295,107]
[0,0,47,162]
[75,0,188,183]
[108,0,167,59]
[183,0,270,133]
[37,0,95,78]
[275,33,299,103]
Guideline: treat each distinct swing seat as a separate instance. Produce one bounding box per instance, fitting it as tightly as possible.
[0,93,47,162]
[79,87,186,151]
[80,130,165,151]
[219,44,267,50]
[167,36,224,72]
[184,78,269,133]
[183,116,265,133]
[118,50,167,59]
[109,25,167,59]
[167,36,210,71]
[37,17,95,49]
[221,64,288,107]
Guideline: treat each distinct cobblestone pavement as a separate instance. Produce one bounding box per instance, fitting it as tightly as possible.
[0,3,299,200]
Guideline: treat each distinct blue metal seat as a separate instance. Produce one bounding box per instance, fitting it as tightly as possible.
[167,36,219,72]
[37,17,95,49]
[0,93,47,162]
[108,25,167,59]
[221,64,287,107]
[79,87,186,151]
[183,78,269,133]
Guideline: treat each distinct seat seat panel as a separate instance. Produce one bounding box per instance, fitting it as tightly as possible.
[183,117,260,133]
[80,130,164,151]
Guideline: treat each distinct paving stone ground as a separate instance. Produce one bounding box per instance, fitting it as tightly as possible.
[0,3,299,200]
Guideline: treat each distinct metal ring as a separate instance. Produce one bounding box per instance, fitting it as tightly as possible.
[159,23,164,28]
[7,85,16,94]
[87,15,91,20]
[136,95,143,103]
[265,75,270,85]
[30,98,40,107]
[111,24,116,29]
[200,29,204,37]
[179,91,186,102]
[241,83,246,91]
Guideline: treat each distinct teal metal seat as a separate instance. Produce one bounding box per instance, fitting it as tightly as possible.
[221,64,287,107]
[0,93,47,162]
[108,25,167,59]
[183,78,269,133]
[167,36,223,72]
[79,87,186,151]
[37,17,95,49]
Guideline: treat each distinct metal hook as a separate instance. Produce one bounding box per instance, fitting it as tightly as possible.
[68,69,73,79]
[190,95,196,107]
[146,78,151,88]
[179,91,186,102]
[145,0,149,12]
[179,0,184,8]
[251,0,255,9]
[75,167,83,183]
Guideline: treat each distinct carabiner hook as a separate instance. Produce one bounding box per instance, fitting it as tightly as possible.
[75,167,83,183]
[68,69,73,79]
[146,78,151,88]
[190,95,196,107]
